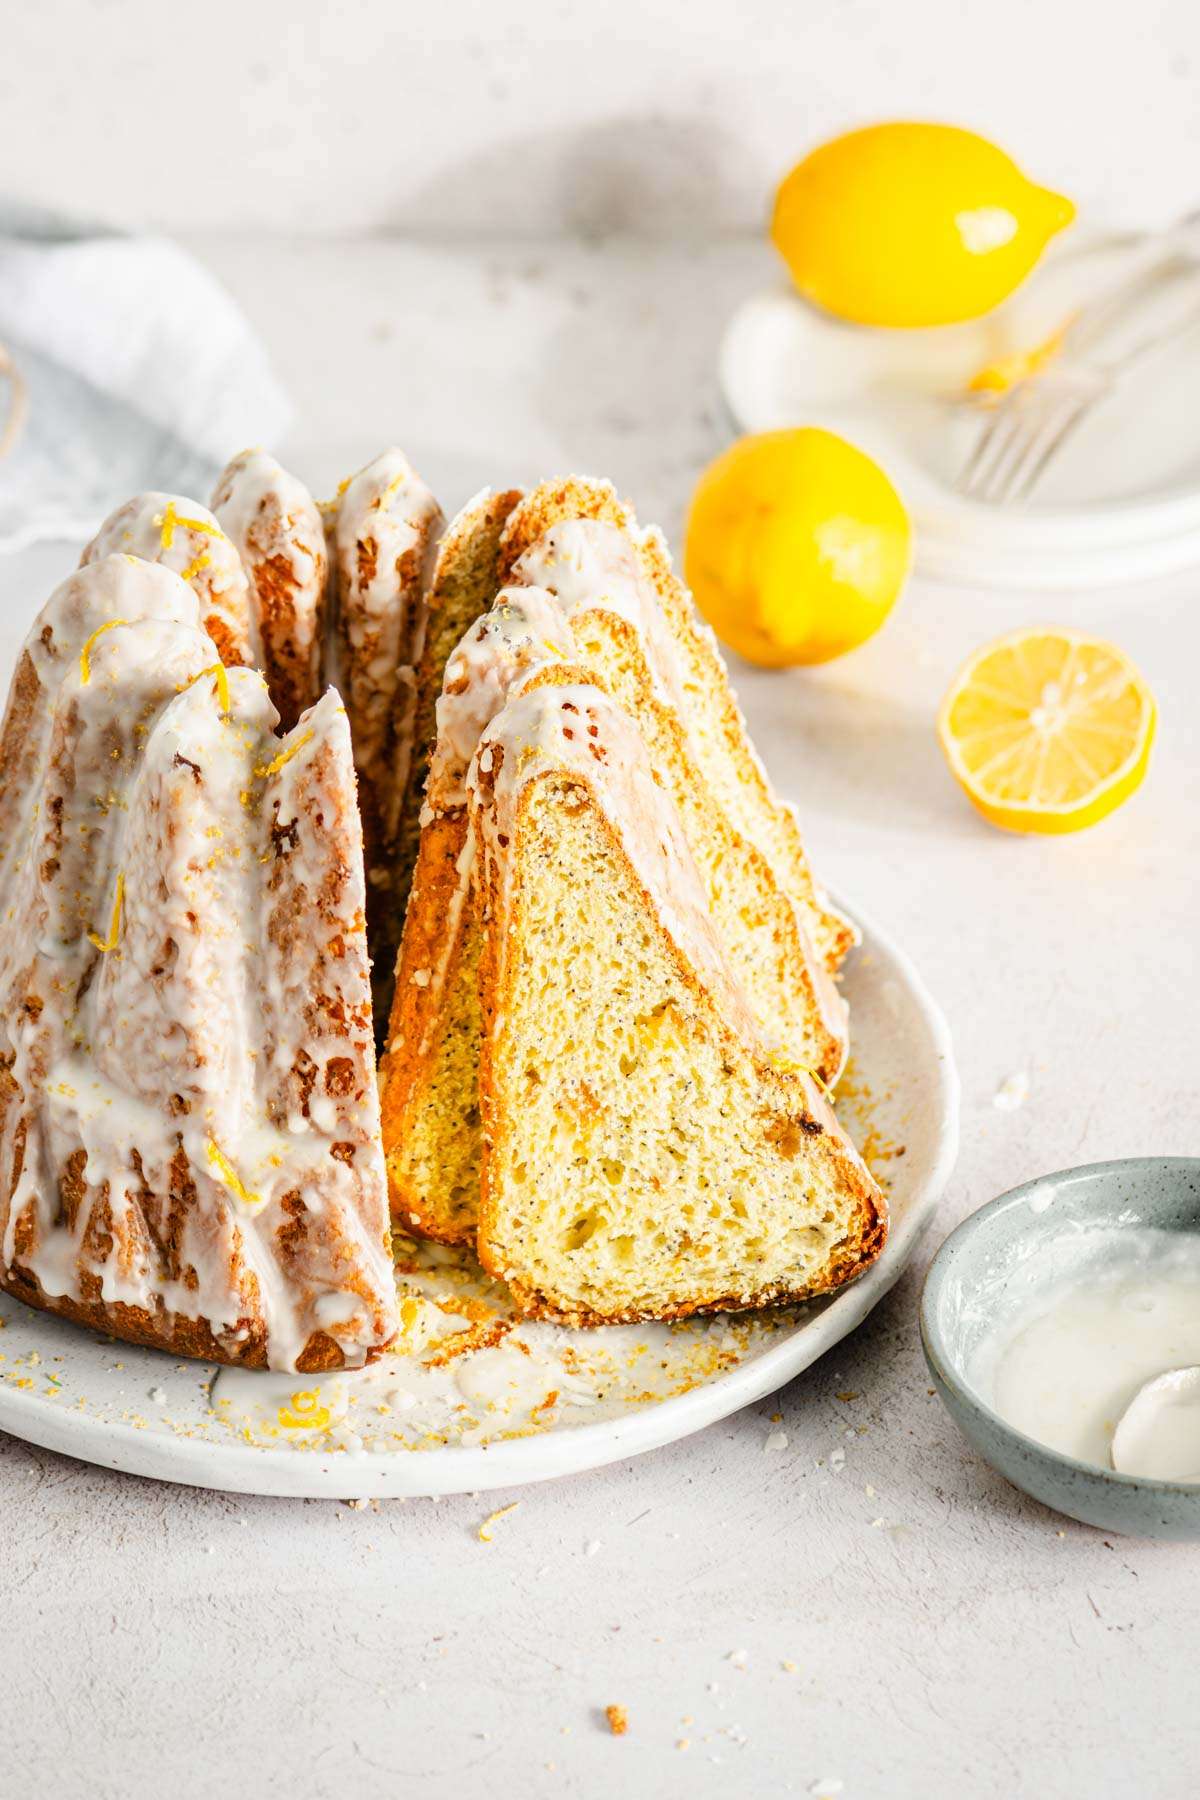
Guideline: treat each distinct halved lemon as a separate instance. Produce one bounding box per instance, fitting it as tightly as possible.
[938,629,1156,834]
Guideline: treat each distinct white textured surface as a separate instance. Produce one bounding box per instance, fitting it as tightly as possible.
[3,0,1200,235]
[4,234,1200,1799]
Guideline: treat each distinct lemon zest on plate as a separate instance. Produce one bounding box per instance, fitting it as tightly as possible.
[968,313,1077,399]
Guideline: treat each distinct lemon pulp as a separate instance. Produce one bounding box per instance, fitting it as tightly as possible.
[938,628,1156,834]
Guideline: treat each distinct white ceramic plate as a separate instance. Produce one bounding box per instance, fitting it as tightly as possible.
[0,896,958,1497]
[720,229,1200,589]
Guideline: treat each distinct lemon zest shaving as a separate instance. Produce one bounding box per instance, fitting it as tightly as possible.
[478,1501,521,1543]
[180,550,212,583]
[79,619,128,685]
[86,871,124,953]
[968,313,1077,399]
[205,1140,263,1212]
[153,501,227,552]
[320,475,353,516]
[767,1049,832,1100]
[177,662,232,716]
[255,730,314,780]
[376,469,408,509]
[277,1388,332,1431]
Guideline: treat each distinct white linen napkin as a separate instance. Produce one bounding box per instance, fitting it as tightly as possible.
[0,201,292,551]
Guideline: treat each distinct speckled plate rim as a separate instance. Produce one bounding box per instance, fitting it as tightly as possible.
[0,894,959,1497]
[920,1158,1200,1505]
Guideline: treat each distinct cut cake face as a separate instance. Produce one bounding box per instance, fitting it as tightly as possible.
[469,680,886,1324]
[381,479,851,1251]
[0,556,396,1370]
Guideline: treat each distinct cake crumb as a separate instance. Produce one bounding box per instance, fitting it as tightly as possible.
[835,1391,859,1402]
[993,1070,1029,1111]
[478,1501,521,1543]
[781,1659,798,1673]
[605,1704,628,1736]
[676,1738,691,1752]
[728,1648,749,1669]
[764,1430,788,1452]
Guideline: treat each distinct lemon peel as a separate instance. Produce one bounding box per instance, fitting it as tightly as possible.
[154,501,226,552]
[179,550,212,584]
[255,730,314,780]
[277,1388,332,1431]
[478,1501,521,1543]
[968,314,1077,399]
[79,619,128,685]
[205,1140,265,1212]
[178,662,232,716]
[86,871,124,953]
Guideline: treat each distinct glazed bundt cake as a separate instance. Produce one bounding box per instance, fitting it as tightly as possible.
[0,554,395,1369]
[0,446,883,1362]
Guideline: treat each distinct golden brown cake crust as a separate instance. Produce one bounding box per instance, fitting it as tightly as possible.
[0,1266,368,1372]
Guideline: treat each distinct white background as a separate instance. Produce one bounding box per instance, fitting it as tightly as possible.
[4,0,1200,236]
[4,6,1200,1799]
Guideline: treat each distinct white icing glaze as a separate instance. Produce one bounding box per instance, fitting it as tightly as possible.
[510,517,686,711]
[468,679,764,1048]
[427,585,573,812]
[971,1229,1200,1475]
[82,492,258,666]
[0,558,394,1369]
[211,449,327,727]
[332,449,444,836]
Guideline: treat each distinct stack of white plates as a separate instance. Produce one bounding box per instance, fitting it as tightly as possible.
[720,231,1200,589]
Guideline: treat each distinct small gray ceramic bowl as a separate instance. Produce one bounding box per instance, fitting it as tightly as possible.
[921,1157,1200,1541]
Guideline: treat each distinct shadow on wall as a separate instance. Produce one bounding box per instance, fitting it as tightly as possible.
[390,113,769,237]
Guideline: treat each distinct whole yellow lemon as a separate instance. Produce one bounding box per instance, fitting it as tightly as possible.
[685,429,911,668]
[772,122,1075,328]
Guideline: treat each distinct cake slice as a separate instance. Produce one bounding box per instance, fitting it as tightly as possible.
[392,486,523,919]
[381,492,849,1246]
[499,477,856,971]
[470,680,886,1324]
[0,556,396,1369]
[211,448,328,730]
[82,490,257,667]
